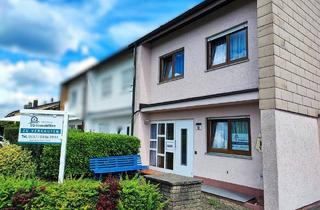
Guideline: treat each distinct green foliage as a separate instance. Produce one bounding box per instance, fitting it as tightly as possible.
[0,144,36,178]
[0,175,166,209]
[0,176,40,209]
[3,127,19,144]
[118,175,166,210]
[31,179,99,209]
[39,130,141,180]
[0,176,99,209]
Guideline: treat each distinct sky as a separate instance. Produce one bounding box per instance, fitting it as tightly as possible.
[0,0,202,117]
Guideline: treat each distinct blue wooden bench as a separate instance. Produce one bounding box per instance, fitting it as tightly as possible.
[89,155,148,178]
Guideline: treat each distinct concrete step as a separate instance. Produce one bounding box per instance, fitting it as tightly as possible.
[201,184,255,203]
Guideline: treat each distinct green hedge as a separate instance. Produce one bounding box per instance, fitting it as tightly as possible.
[32,179,99,209]
[0,176,40,209]
[39,130,140,179]
[0,176,166,210]
[0,176,99,209]
[3,127,19,144]
[0,144,36,178]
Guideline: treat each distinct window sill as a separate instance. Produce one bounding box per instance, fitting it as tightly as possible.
[158,76,184,85]
[206,58,249,72]
[206,152,252,160]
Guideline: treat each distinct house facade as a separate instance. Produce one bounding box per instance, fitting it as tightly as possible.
[60,48,134,134]
[132,0,320,209]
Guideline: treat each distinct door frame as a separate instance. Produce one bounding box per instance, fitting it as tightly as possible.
[148,119,194,176]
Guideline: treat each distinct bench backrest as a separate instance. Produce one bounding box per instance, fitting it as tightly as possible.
[90,155,142,170]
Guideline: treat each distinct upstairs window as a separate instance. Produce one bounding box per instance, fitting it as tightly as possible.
[160,49,184,83]
[101,76,112,97]
[70,90,77,107]
[207,23,248,69]
[207,118,251,156]
[121,69,133,92]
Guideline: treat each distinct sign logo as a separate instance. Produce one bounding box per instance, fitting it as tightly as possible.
[30,116,39,123]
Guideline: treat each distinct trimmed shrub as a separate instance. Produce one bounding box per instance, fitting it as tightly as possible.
[0,176,165,209]
[0,144,36,178]
[39,130,140,179]
[31,179,99,209]
[0,177,99,209]
[96,176,120,210]
[2,126,43,176]
[0,176,40,209]
[3,127,19,144]
[118,175,166,210]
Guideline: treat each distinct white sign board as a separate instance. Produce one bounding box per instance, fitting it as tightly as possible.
[18,109,69,183]
[19,111,64,144]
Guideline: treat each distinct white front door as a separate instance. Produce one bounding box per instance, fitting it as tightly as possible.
[149,120,194,177]
[174,120,194,177]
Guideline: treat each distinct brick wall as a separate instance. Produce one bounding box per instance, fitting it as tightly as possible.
[258,0,320,117]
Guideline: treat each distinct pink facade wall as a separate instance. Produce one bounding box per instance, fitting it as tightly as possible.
[137,0,258,105]
[139,103,263,190]
[133,0,262,191]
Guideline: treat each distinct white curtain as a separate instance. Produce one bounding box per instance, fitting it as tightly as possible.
[231,120,249,151]
[174,52,184,76]
[212,41,226,65]
[212,122,228,149]
[230,29,247,61]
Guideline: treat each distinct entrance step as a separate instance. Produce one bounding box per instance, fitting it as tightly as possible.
[201,184,255,203]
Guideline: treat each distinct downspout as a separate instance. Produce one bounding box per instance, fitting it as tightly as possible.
[130,45,137,136]
[82,73,88,131]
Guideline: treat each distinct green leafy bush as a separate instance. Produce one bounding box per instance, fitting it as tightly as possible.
[0,176,99,209]
[39,130,140,179]
[3,127,19,144]
[2,126,44,176]
[0,176,40,209]
[96,176,120,210]
[0,175,165,209]
[0,144,36,178]
[31,179,99,209]
[118,175,166,210]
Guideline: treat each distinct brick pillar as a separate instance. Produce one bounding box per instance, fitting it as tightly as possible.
[145,174,202,210]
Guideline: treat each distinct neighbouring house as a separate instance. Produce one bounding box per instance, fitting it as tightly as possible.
[1,99,60,136]
[5,99,60,118]
[131,0,320,210]
[60,48,134,134]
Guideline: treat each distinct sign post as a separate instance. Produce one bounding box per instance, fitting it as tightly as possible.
[18,109,69,183]
[58,112,69,183]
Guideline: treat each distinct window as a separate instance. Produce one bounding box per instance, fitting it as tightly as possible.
[70,90,77,107]
[207,118,251,156]
[149,122,175,170]
[160,49,184,82]
[207,24,248,69]
[121,69,133,92]
[101,76,112,97]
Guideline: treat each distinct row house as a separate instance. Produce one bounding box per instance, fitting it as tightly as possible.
[60,48,133,134]
[130,0,320,210]
[60,0,320,209]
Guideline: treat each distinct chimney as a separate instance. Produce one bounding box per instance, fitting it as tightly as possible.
[51,98,54,103]
[33,100,38,108]
[28,102,32,108]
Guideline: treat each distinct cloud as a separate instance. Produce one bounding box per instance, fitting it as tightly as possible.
[0,0,115,58]
[108,22,157,47]
[0,57,97,117]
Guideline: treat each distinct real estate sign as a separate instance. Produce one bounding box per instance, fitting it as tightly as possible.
[18,111,64,144]
[18,109,69,184]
